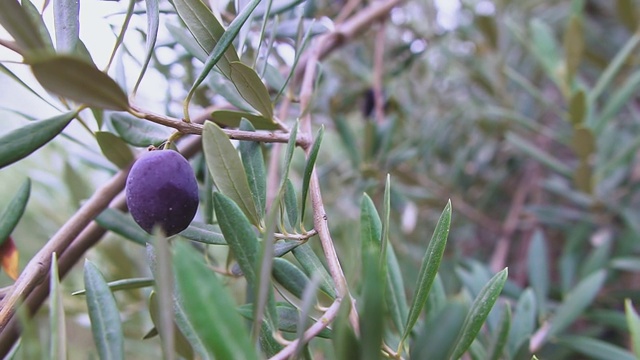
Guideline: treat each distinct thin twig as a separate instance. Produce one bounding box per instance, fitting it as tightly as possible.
[268,297,342,360]
[372,21,387,125]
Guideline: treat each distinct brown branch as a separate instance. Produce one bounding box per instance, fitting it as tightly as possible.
[268,297,342,360]
[129,105,309,148]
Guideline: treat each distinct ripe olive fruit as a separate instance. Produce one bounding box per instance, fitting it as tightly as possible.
[125,149,199,236]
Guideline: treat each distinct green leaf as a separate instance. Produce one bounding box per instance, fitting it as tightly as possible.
[213,192,259,287]
[178,222,226,245]
[207,72,253,112]
[272,257,309,299]
[527,230,549,318]
[148,292,194,360]
[202,121,259,225]
[50,253,66,360]
[84,260,124,360]
[626,299,640,358]
[166,22,208,63]
[173,296,213,360]
[173,241,259,360]
[0,179,30,246]
[410,301,467,360]
[184,0,262,117]
[0,63,59,109]
[110,113,171,147]
[171,0,239,77]
[239,120,266,219]
[95,131,134,169]
[595,70,640,131]
[0,0,48,57]
[0,111,76,169]
[506,132,572,177]
[487,303,511,360]
[589,31,640,124]
[53,0,79,52]
[95,208,151,246]
[563,14,584,84]
[284,179,298,228]
[132,0,159,94]
[359,238,385,360]
[386,240,409,335]
[570,126,595,158]
[547,270,607,340]
[229,61,274,120]
[212,109,278,130]
[30,55,130,110]
[332,295,361,360]
[529,18,561,82]
[292,243,336,298]
[557,335,636,360]
[399,200,452,349]
[63,162,91,206]
[21,0,54,51]
[300,126,323,224]
[237,303,331,338]
[449,268,508,359]
[72,277,155,296]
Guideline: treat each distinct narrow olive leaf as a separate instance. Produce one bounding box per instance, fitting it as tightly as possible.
[449,268,508,360]
[380,175,391,266]
[0,0,47,56]
[273,257,310,299]
[487,303,511,360]
[284,179,298,228]
[546,270,606,340]
[132,0,159,94]
[64,162,91,206]
[300,126,324,224]
[21,0,54,51]
[274,15,315,102]
[333,116,361,167]
[595,70,640,131]
[104,0,135,72]
[410,301,468,360]
[173,241,259,360]
[0,111,76,169]
[563,14,584,84]
[292,243,336,298]
[239,119,266,219]
[0,179,30,246]
[173,297,212,360]
[360,243,385,360]
[84,260,124,360]
[110,113,171,147]
[557,335,636,360]
[529,19,561,82]
[508,289,536,356]
[589,32,640,106]
[0,63,59,109]
[333,296,361,360]
[202,121,260,225]
[293,274,322,358]
[30,55,129,110]
[95,131,134,169]
[279,122,299,194]
[171,0,239,77]
[251,0,306,19]
[387,241,409,335]
[53,0,79,52]
[213,192,259,287]
[207,72,253,111]
[166,22,208,63]
[360,194,382,270]
[625,299,640,358]
[528,230,549,318]
[506,132,572,177]
[95,208,152,246]
[229,61,274,121]
[50,253,66,360]
[252,199,281,356]
[569,89,586,125]
[72,277,155,296]
[184,0,262,117]
[178,222,226,245]
[399,200,452,349]
[151,232,175,360]
[148,292,194,360]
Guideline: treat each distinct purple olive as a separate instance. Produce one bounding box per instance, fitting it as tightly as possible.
[125,149,199,236]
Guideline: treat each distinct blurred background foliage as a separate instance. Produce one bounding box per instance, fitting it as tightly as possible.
[2,0,640,358]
